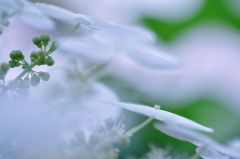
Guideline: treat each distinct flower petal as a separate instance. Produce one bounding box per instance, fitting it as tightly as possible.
[126,44,179,69]
[106,102,213,133]
[35,2,93,26]
[18,1,55,30]
[154,123,240,159]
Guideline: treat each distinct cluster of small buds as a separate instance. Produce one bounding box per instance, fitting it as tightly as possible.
[0,34,57,95]
[9,50,25,68]
[31,34,55,66]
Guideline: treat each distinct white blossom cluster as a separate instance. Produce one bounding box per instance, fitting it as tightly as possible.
[0,0,238,159]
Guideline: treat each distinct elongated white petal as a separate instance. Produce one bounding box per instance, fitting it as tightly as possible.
[91,24,155,47]
[59,36,117,63]
[127,44,179,69]
[154,123,240,159]
[107,102,213,132]
[109,24,156,44]
[19,1,54,30]
[198,147,230,159]
[35,3,92,25]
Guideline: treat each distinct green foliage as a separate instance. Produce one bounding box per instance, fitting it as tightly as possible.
[141,0,240,42]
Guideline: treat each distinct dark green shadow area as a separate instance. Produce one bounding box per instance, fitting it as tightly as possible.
[141,0,240,43]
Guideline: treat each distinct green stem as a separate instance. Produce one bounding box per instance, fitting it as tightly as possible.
[1,61,38,92]
[125,117,153,137]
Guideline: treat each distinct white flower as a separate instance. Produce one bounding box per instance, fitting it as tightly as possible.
[35,2,93,26]
[0,65,121,158]
[227,139,240,152]
[63,118,128,159]
[106,102,213,133]
[141,146,173,159]
[35,3,179,69]
[154,123,240,159]
[62,0,203,23]
[0,0,54,30]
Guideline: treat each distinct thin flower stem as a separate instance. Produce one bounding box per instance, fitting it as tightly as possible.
[1,61,38,92]
[190,145,206,159]
[125,117,153,137]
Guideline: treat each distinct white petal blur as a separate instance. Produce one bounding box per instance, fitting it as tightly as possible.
[35,3,93,26]
[0,76,121,158]
[0,0,54,30]
[154,123,240,159]
[61,0,204,23]
[106,102,213,133]
[33,3,179,69]
[109,25,240,112]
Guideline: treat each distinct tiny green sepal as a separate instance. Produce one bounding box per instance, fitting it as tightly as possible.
[40,34,50,47]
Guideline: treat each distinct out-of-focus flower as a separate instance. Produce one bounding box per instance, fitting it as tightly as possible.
[0,0,54,31]
[35,3,179,69]
[61,0,203,23]
[133,145,191,159]
[141,146,173,159]
[29,68,120,135]
[64,118,128,159]
[154,123,240,159]
[109,25,240,111]
[0,55,122,158]
[35,2,92,27]
[228,139,240,152]
[0,72,121,158]
[106,102,213,133]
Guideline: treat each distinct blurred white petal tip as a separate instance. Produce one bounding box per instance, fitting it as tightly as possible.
[35,2,93,25]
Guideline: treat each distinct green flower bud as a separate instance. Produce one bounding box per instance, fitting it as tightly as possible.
[30,52,38,62]
[44,56,54,66]
[9,60,18,68]
[15,50,24,60]
[40,34,50,46]
[36,51,46,65]
[1,63,9,72]
[10,51,16,59]
[32,37,41,45]
[31,74,40,87]
[10,50,24,61]
[38,71,50,81]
